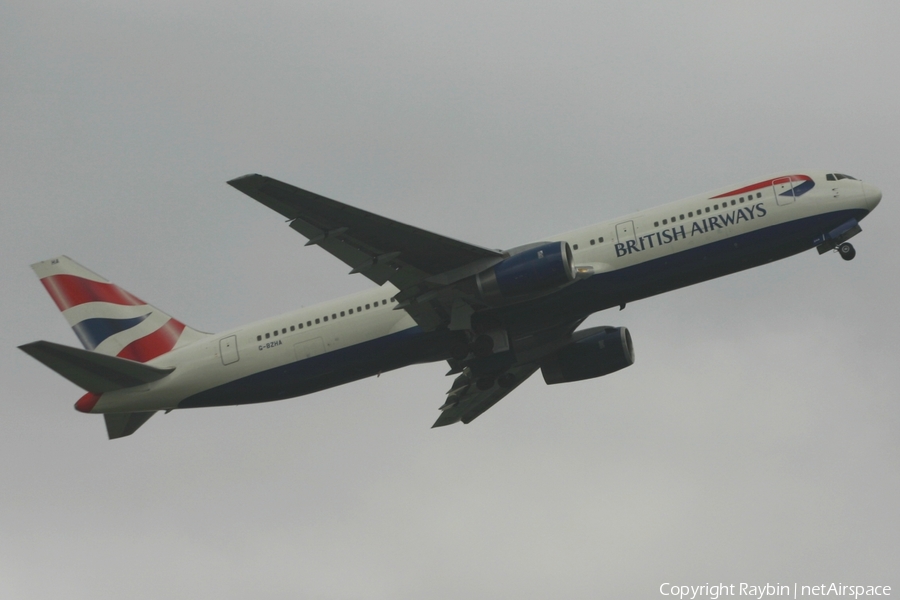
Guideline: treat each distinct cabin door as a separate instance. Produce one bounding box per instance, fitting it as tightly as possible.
[219,335,240,365]
[772,177,796,206]
[616,220,636,243]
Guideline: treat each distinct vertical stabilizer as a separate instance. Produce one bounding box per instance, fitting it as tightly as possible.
[31,256,209,362]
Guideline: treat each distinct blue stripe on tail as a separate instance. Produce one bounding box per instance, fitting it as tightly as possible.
[72,314,151,350]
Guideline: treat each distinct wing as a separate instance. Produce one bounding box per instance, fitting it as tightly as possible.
[228,175,505,322]
[432,362,539,427]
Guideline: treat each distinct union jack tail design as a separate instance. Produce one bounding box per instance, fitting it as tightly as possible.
[31,256,209,363]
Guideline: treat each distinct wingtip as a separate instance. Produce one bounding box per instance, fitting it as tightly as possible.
[17,340,44,356]
[226,173,264,189]
[431,412,460,428]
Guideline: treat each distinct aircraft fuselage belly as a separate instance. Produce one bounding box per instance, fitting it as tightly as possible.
[176,205,869,411]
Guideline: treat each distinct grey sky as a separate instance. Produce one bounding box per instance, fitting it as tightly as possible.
[2,2,898,598]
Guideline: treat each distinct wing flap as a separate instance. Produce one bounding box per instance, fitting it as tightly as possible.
[432,363,539,427]
[19,340,174,393]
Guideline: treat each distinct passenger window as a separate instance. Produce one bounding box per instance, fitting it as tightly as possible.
[290,325,295,332]
[590,239,595,245]
[756,192,762,198]
[273,330,278,337]
[705,207,710,213]
[349,309,353,314]
[357,307,362,312]
[307,321,312,327]
[663,219,668,225]
[731,200,736,206]
[679,215,684,220]
[257,335,262,341]
[365,304,370,310]
[382,300,387,305]
[282,328,286,334]
[688,212,693,217]
[714,204,719,210]
[315,318,319,324]
[573,244,579,250]
[332,314,336,319]
[324,316,328,322]
[598,237,604,243]
[265,333,270,339]
[654,221,659,227]
[299,323,304,329]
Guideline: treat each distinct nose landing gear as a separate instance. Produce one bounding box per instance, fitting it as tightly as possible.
[838,242,856,261]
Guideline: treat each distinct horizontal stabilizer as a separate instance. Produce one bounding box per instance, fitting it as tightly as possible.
[105,411,156,439]
[19,340,174,393]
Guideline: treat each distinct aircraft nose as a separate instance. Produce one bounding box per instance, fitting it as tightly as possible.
[863,182,882,211]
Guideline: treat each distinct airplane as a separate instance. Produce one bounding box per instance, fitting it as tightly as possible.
[19,171,881,439]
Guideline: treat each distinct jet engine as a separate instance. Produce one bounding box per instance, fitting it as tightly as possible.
[541,326,635,385]
[475,241,574,303]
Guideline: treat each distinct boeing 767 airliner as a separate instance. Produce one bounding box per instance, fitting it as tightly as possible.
[20,171,881,438]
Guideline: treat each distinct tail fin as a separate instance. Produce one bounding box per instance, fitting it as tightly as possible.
[31,256,209,362]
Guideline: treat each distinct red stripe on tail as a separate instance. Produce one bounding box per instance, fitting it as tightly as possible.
[41,275,145,311]
[117,319,186,363]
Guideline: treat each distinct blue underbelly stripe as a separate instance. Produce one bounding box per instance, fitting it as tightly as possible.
[179,208,868,409]
[178,326,456,408]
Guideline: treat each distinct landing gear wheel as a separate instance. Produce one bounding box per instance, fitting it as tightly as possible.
[470,334,494,358]
[448,339,470,361]
[476,376,495,391]
[838,242,856,261]
[497,373,516,389]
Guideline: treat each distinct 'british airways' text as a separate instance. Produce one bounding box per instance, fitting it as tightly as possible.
[615,203,768,257]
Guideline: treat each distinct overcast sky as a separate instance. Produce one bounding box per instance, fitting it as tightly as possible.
[2,2,899,598]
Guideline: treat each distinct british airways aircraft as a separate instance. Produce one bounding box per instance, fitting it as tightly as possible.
[20,171,881,438]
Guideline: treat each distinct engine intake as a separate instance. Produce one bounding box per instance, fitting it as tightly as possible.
[476,241,574,302]
[541,326,635,385]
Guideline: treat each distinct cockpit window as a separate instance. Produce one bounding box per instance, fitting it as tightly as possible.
[827,173,858,181]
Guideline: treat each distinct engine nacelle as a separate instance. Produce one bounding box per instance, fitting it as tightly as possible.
[476,241,574,302]
[541,326,635,385]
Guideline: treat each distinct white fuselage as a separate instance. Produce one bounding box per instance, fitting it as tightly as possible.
[88,171,881,414]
